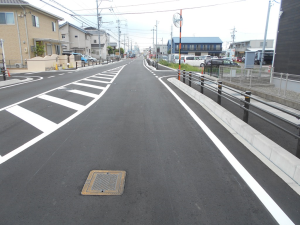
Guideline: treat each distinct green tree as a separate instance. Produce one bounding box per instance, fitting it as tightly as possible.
[115,48,124,54]
[107,46,114,55]
[33,42,45,57]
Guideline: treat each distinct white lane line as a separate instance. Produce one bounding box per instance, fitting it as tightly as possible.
[91,76,111,80]
[48,76,55,78]
[38,94,84,111]
[67,89,98,98]
[68,72,73,73]
[158,76,294,225]
[6,105,57,133]
[0,65,126,165]
[155,76,158,78]
[58,73,64,76]
[84,78,111,84]
[0,76,43,90]
[72,82,105,90]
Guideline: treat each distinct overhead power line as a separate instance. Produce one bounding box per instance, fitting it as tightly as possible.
[71,0,180,11]
[77,0,246,16]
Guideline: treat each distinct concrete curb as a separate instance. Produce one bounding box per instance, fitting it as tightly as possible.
[0,78,33,87]
[168,77,300,185]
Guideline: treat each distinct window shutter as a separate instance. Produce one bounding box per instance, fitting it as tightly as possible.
[32,15,35,26]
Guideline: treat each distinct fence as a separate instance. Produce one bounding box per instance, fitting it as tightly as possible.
[0,59,28,69]
[177,69,300,157]
[218,66,300,103]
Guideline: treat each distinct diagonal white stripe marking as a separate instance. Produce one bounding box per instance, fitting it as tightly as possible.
[6,105,57,133]
[67,90,98,98]
[96,74,114,77]
[38,95,84,111]
[72,82,105,89]
[84,78,110,84]
[91,76,111,80]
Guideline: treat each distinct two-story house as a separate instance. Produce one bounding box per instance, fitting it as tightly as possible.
[228,39,274,57]
[84,27,109,60]
[0,0,65,67]
[59,22,92,55]
[167,37,223,56]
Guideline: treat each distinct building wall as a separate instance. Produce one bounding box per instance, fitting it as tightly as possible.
[0,5,61,63]
[274,0,300,74]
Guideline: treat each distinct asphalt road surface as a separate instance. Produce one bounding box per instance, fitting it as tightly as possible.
[0,57,299,225]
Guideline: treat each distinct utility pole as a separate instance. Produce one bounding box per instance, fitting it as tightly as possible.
[131,40,132,52]
[96,0,101,61]
[171,25,173,54]
[151,28,155,54]
[155,20,158,61]
[123,34,126,57]
[260,0,272,74]
[231,26,237,44]
[128,37,129,55]
[116,19,121,57]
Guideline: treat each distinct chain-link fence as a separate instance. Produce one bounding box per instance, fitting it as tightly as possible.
[219,66,300,103]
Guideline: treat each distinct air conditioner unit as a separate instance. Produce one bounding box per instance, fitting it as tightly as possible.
[15,63,23,68]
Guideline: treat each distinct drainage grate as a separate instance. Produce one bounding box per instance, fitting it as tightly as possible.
[81,170,126,196]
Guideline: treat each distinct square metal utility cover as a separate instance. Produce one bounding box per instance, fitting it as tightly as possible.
[81,170,126,196]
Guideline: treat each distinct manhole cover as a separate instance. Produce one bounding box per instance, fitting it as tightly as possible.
[81,170,126,196]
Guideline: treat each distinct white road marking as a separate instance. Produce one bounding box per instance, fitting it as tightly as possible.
[0,65,126,164]
[96,74,115,77]
[68,72,73,73]
[67,89,98,98]
[38,94,85,111]
[158,76,294,225]
[48,76,55,78]
[6,105,57,133]
[72,82,105,89]
[58,73,64,75]
[91,76,111,80]
[84,78,111,84]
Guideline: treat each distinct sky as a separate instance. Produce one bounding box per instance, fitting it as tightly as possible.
[28,0,281,51]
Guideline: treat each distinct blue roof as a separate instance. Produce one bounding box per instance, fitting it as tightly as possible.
[171,37,222,44]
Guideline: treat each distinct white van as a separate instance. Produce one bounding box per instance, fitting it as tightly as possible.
[170,54,184,64]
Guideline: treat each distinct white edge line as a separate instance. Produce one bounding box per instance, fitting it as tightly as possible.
[158,76,294,225]
[0,65,126,164]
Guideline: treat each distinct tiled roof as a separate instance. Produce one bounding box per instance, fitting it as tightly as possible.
[59,22,92,35]
[172,37,223,44]
[0,0,29,4]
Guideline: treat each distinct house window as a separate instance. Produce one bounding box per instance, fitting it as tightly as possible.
[182,44,188,50]
[216,44,221,50]
[32,15,39,27]
[52,22,56,31]
[75,35,78,38]
[94,40,97,43]
[260,42,267,47]
[196,45,201,50]
[0,12,15,25]
[175,44,179,50]
[62,34,65,39]
[204,45,208,50]
[190,45,194,50]
[209,45,214,50]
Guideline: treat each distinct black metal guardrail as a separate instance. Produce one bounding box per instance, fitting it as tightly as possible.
[177,69,300,158]
[146,59,158,69]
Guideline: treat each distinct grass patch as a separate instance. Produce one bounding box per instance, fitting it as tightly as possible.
[159,60,202,72]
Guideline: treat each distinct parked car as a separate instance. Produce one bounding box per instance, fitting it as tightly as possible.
[62,52,88,63]
[84,55,97,62]
[206,59,240,67]
[236,57,243,62]
[199,55,211,67]
[222,57,233,63]
[170,54,184,64]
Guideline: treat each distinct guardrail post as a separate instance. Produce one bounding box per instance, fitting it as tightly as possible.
[217,81,222,105]
[183,70,186,83]
[296,128,300,158]
[243,91,251,123]
[189,71,192,87]
[200,75,204,93]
